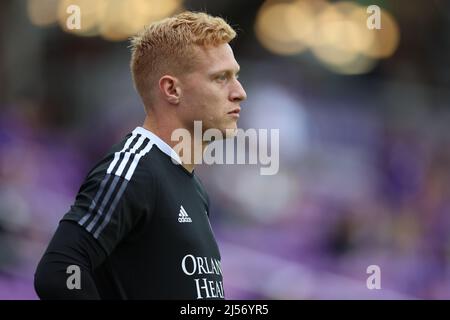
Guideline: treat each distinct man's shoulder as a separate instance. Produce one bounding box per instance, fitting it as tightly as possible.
[83,131,164,184]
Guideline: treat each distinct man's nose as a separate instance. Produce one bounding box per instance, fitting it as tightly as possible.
[230,80,247,103]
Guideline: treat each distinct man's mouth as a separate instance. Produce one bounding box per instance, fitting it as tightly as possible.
[227,108,241,115]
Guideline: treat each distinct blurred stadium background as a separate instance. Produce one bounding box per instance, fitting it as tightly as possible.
[1,0,450,299]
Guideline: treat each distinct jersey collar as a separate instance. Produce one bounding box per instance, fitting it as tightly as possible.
[133,126,182,165]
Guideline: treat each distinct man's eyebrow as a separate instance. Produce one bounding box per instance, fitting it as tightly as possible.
[210,66,240,76]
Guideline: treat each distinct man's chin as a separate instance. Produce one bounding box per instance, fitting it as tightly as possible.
[203,122,238,139]
[224,127,238,139]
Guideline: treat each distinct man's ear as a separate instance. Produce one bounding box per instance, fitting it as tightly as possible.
[159,75,181,105]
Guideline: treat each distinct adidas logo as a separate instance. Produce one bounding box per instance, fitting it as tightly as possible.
[178,205,192,223]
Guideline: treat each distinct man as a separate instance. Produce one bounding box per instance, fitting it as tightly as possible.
[34,11,247,299]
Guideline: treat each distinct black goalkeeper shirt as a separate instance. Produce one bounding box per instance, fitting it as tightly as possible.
[35,127,224,300]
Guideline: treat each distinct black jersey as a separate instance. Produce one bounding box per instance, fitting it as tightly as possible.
[35,127,224,300]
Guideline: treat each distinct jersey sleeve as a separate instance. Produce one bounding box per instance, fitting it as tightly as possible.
[63,139,156,255]
[34,220,105,300]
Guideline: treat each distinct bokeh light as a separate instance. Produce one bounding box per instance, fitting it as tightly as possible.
[29,0,183,40]
[27,0,59,27]
[255,2,309,55]
[254,0,401,75]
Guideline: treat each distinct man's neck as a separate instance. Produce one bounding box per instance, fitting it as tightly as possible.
[142,116,205,174]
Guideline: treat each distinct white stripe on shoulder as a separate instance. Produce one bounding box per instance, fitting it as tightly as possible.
[107,132,138,175]
[115,135,146,177]
[124,142,153,180]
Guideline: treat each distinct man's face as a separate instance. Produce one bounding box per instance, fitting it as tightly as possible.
[178,43,247,137]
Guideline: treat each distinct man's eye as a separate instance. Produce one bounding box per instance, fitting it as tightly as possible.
[217,74,227,81]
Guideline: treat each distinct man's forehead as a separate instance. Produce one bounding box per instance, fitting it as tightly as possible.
[195,43,240,73]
